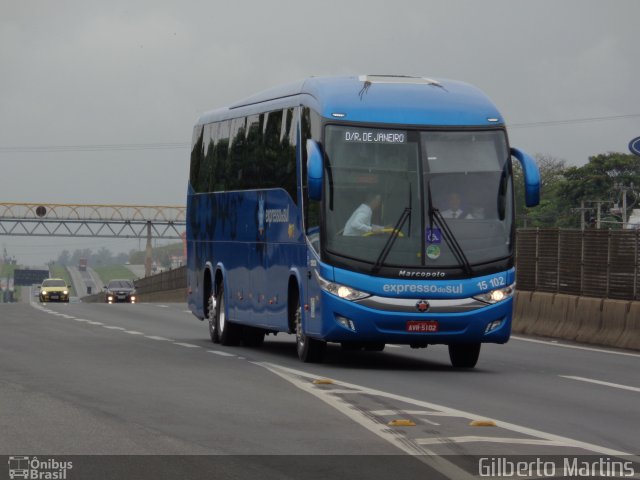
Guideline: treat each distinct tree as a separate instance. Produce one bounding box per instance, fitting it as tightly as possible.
[558,153,640,228]
[514,154,568,227]
[57,250,71,266]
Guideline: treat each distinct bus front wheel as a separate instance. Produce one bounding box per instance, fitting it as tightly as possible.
[448,343,481,368]
[294,299,326,363]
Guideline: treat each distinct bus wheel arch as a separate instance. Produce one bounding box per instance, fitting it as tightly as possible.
[288,275,326,363]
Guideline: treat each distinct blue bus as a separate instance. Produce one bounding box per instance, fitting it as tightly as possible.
[187,75,540,367]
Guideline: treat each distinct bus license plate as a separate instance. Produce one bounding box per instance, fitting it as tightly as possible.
[406,321,438,333]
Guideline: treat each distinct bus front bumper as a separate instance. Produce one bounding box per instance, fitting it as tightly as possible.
[312,292,513,345]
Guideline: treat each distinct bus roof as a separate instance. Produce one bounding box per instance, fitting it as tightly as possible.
[197,75,504,127]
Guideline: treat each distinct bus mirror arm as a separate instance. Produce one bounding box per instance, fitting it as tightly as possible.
[511,147,541,207]
[306,140,324,201]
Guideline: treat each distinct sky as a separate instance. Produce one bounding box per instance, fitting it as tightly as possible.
[1,0,639,265]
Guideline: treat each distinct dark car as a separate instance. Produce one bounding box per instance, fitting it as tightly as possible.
[104,279,137,304]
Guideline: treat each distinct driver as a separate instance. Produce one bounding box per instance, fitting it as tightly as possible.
[343,193,383,236]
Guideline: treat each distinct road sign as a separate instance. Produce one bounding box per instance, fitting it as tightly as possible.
[13,269,49,286]
[629,136,640,157]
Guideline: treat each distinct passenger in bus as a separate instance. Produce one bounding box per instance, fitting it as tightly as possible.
[343,193,384,235]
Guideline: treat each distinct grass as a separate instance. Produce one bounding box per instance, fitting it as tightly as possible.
[49,265,76,296]
[0,263,18,278]
[93,265,139,284]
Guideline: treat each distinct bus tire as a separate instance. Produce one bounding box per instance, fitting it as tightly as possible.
[294,298,326,363]
[448,343,481,368]
[215,284,241,346]
[207,294,219,343]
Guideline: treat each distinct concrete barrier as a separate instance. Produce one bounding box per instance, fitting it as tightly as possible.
[621,302,640,350]
[137,288,186,303]
[554,294,581,341]
[598,299,630,347]
[533,293,573,338]
[512,291,533,333]
[526,292,554,337]
[574,297,604,344]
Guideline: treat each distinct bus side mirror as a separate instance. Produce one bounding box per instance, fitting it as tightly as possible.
[306,140,323,201]
[511,147,540,207]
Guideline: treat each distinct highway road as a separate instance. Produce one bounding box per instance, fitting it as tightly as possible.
[1,297,639,479]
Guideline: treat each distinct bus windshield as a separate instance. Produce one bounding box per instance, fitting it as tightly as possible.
[324,125,513,272]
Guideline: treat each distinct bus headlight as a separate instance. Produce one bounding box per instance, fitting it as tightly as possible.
[316,271,370,301]
[473,284,515,304]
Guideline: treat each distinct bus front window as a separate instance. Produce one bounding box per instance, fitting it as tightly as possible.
[324,126,423,267]
[324,125,514,275]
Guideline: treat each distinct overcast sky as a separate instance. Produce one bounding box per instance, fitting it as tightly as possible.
[1,0,639,265]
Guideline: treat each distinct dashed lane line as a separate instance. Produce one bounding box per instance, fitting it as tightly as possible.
[560,375,640,393]
[174,342,201,349]
[512,335,640,358]
[207,350,236,357]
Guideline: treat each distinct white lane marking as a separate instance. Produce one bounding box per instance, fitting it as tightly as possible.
[257,362,634,459]
[183,310,192,314]
[415,436,566,447]
[124,330,144,335]
[145,336,172,341]
[155,305,169,308]
[86,321,103,325]
[560,375,640,393]
[103,326,126,330]
[74,319,90,322]
[512,335,640,358]
[258,362,474,479]
[207,350,236,357]
[60,315,76,319]
[174,342,200,348]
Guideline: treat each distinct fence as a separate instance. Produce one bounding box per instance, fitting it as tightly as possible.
[516,228,640,300]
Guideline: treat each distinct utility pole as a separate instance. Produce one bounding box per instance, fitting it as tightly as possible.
[613,182,636,229]
[572,201,592,230]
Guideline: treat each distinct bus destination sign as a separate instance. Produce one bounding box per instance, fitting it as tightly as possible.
[344,129,406,144]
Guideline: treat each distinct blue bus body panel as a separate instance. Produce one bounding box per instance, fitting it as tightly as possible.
[187,188,304,330]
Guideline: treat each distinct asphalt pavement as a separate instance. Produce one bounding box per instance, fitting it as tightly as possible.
[1,299,638,478]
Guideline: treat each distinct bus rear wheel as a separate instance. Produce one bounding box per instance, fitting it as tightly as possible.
[216,284,241,346]
[294,299,326,363]
[207,294,219,343]
[448,343,481,368]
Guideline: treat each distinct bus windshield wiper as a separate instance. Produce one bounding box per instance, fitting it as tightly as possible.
[372,206,411,274]
[426,181,472,275]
